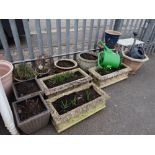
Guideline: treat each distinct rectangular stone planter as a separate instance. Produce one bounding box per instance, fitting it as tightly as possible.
[46,83,110,133]
[88,63,131,88]
[37,68,92,97]
[12,93,50,134]
[12,78,42,101]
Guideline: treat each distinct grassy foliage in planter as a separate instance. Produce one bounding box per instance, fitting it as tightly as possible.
[89,63,131,88]
[37,68,92,96]
[14,63,38,81]
[46,83,110,133]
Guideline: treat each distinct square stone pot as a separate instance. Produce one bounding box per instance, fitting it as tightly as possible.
[88,63,131,88]
[46,83,110,133]
[12,93,50,134]
[37,68,92,97]
[12,78,42,101]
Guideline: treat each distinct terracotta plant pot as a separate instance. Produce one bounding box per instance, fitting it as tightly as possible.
[12,93,50,134]
[122,50,149,74]
[54,59,77,72]
[0,60,13,96]
[76,52,97,71]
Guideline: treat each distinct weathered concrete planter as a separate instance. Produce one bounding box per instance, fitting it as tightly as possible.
[88,63,131,88]
[46,83,110,133]
[54,59,78,72]
[12,93,50,134]
[37,68,92,97]
[76,52,97,71]
[12,78,42,101]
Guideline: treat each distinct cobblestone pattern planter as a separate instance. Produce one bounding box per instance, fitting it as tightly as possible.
[37,68,92,97]
[46,83,110,133]
[76,52,97,71]
[12,93,50,134]
[88,64,131,88]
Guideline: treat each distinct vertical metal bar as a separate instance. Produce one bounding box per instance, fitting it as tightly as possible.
[109,19,114,30]
[142,19,155,42]
[0,20,13,62]
[148,43,153,55]
[81,19,86,51]
[66,19,70,57]
[129,19,135,36]
[153,31,155,43]
[102,19,107,40]
[114,19,122,31]
[46,19,53,57]
[56,19,62,56]
[74,19,78,52]
[152,43,155,53]
[22,19,34,59]
[139,19,148,40]
[9,19,24,60]
[35,19,44,55]
[122,19,130,37]
[134,19,140,31]
[88,19,94,50]
[119,20,125,33]
[137,19,144,38]
[94,19,101,49]
[149,24,155,42]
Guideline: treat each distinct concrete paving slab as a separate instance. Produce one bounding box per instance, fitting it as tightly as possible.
[34,54,155,135]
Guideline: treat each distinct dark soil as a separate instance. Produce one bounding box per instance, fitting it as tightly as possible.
[52,86,100,115]
[44,71,84,89]
[57,60,75,68]
[96,65,126,76]
[16,95,46,121]
[15,79,41,98]
[81,53,97,60]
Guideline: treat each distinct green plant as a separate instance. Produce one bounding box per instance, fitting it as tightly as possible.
[85,89,92,102]
[14,63,38,80]
[60,100,70,110]
[70,96,77,106]
[60,96,77,112]
[48,71,74,84]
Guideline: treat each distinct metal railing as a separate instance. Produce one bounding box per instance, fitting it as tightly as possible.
[0,19,155,63]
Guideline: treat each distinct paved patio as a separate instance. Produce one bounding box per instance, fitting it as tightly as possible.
[0,54,155,135]
[35,54,155,135]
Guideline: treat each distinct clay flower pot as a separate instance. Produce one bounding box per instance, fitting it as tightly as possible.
[122,50,149,74]
[54,59,77,72]
[0,60,13,96]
